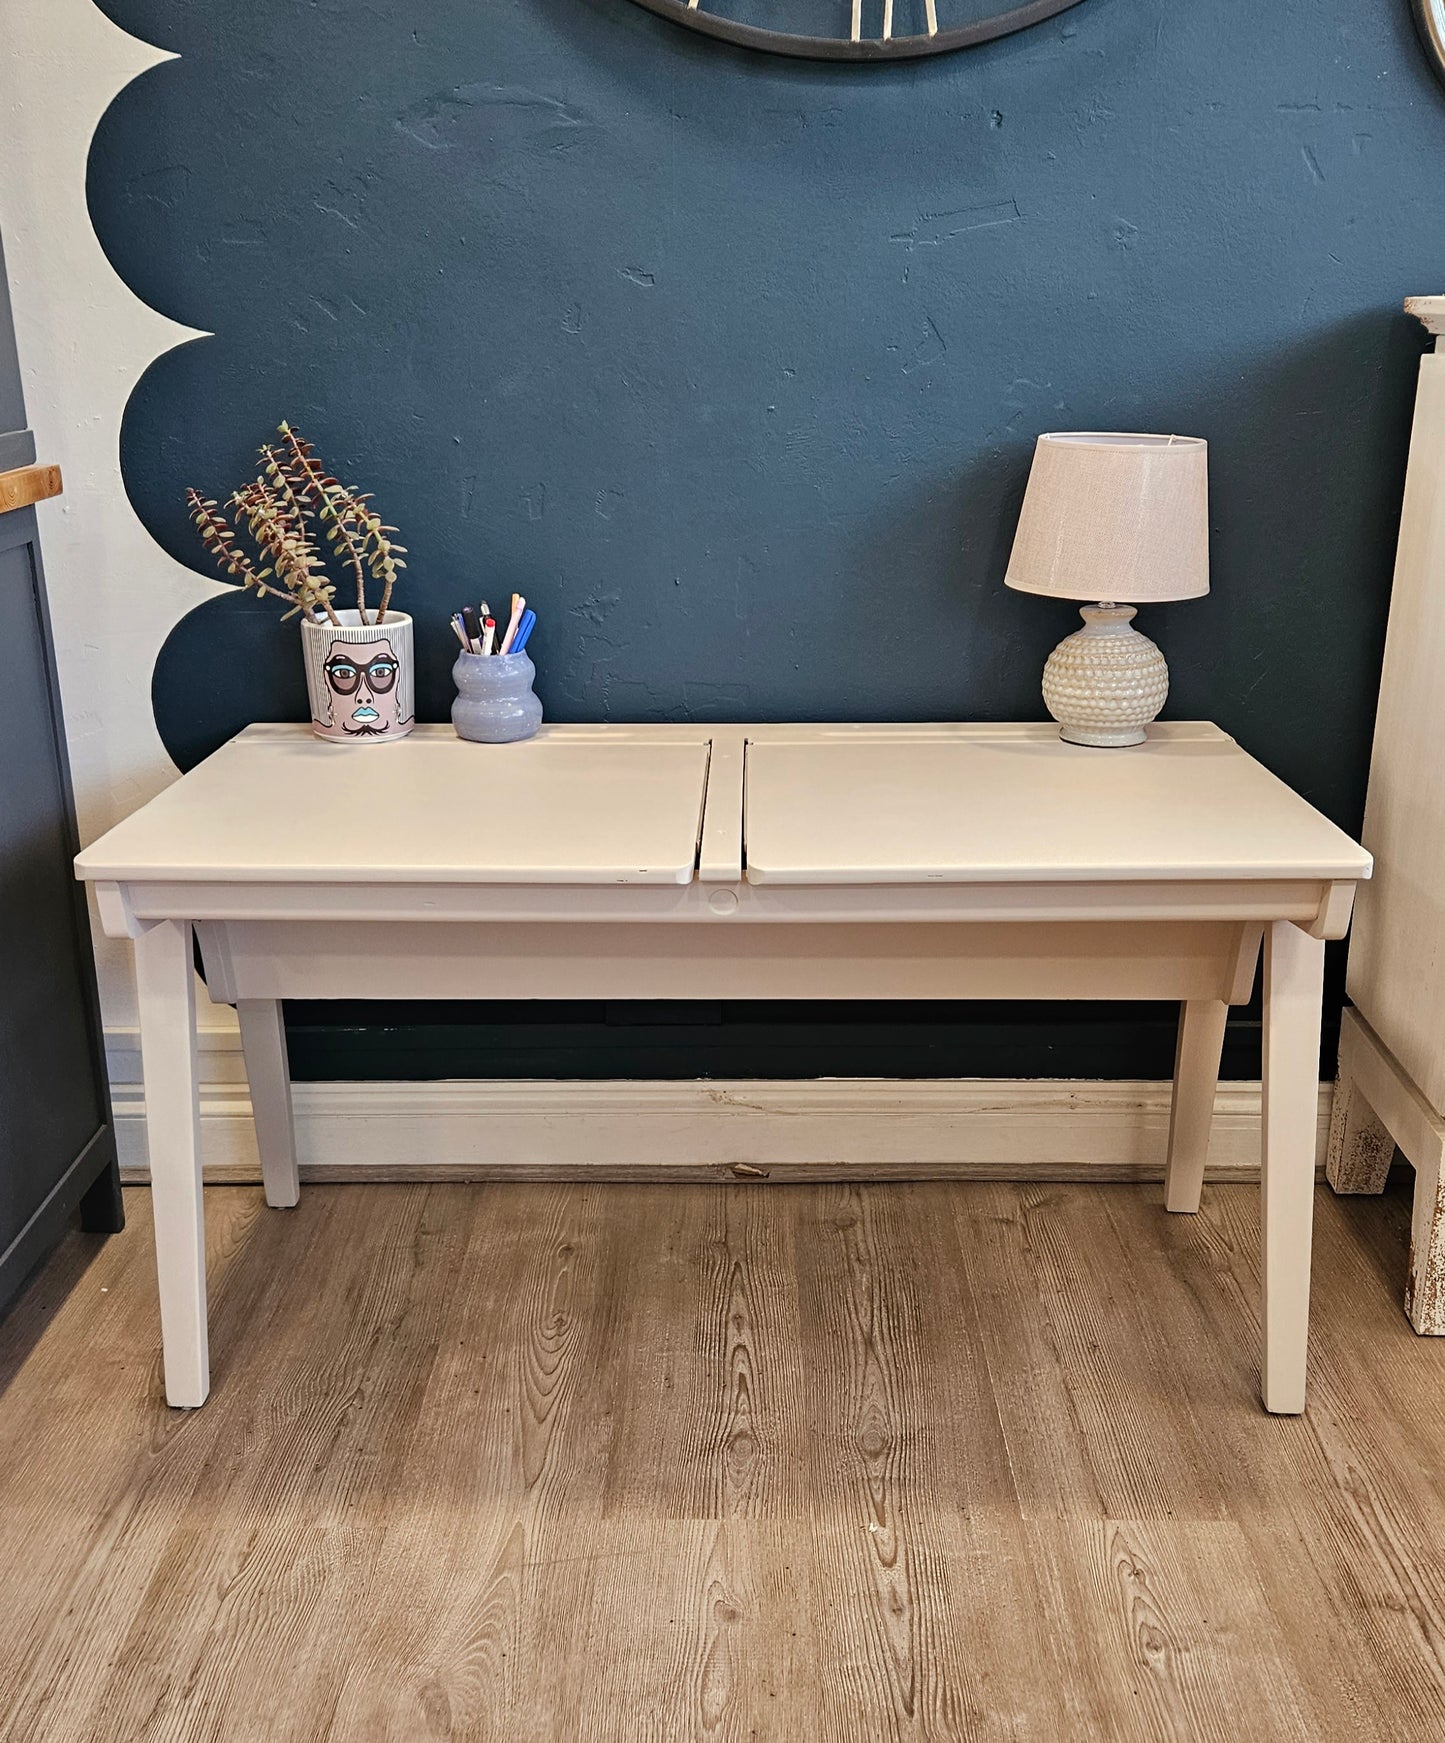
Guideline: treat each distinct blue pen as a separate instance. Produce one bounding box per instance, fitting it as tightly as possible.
[511,608,536,654]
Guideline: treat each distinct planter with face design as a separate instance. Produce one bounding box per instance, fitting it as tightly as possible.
[301,609,416,743]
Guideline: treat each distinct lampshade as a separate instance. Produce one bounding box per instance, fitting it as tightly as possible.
[1004,432,1209,603]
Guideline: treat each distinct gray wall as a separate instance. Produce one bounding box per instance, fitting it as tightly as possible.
[83,0,1445,1074]
[0,230,34,471]
[0,216,123,1300]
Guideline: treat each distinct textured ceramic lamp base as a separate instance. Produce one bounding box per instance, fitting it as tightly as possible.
[1041,605,1169,748]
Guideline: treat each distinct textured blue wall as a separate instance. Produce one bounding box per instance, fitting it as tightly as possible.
[88,0,1445,832]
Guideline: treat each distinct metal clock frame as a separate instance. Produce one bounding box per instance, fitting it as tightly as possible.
[1415,0,1445,91]
[625,0,1091,62]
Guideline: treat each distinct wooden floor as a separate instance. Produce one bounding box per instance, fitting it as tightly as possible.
[2,1178,1445,1741]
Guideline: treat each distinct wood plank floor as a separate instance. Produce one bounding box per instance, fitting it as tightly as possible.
[2,1177,1445,1741]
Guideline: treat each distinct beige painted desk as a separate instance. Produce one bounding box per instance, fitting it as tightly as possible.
[77,722,1370,1413]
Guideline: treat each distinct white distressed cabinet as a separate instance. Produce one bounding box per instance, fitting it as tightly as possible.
[1328,295,1445,1331]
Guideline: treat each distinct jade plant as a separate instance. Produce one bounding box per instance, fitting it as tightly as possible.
[185,423,406,625]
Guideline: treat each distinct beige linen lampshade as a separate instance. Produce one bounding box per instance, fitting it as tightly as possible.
[1004,432,1209,603]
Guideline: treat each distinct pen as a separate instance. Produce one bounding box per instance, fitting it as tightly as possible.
[482,615,496,657]
[499,593,526,655]
[511,608,536,654]
[461,606,483,654]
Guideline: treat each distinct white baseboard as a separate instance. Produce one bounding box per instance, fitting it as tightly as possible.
[106,1027,1332,1186]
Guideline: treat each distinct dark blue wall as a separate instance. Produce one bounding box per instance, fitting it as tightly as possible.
[85,0,1445,1077]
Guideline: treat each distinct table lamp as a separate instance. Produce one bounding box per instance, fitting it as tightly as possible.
[1004,432,1209,747]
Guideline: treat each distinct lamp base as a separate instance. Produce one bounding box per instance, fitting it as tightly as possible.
[1040,605,1169,748]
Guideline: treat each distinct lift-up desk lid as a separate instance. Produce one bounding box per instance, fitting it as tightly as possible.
[742,724,1372,886]
[76,725,711,886]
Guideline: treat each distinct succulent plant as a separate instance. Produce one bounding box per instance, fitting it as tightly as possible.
[185,424,407,625]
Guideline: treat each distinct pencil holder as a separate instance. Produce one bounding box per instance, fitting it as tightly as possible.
[451,650,543,743]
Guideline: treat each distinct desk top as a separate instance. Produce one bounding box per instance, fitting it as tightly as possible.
[75,721,1370,889]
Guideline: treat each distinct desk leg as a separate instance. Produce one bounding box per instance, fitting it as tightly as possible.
[135,918,209,1408]
[237,1000,300,1209]
[1260,920,1325,1415]
[1165,999,1229,1213]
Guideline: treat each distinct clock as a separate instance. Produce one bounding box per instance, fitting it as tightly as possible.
[625,0,1091,61]
[1415,0,1445,92]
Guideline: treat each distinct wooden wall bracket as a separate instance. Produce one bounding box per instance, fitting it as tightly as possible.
[0,462,63,515]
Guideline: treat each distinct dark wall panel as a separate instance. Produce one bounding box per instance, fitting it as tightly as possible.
[0,536,104,1197]
[83,0,1445,1076]
[0,507,122,1298]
